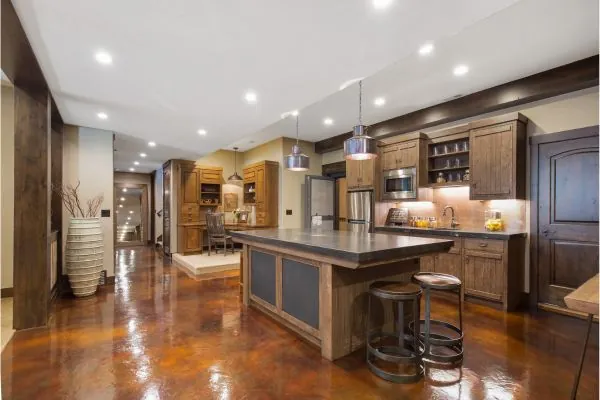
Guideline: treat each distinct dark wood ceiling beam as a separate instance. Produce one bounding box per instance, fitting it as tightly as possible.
[315,55,599,154]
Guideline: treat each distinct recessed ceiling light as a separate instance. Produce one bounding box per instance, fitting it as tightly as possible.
[127,217,131,220]
[148,142,156,147]
[339,77,364,91]
[133,161,139,165]
[324,118,334,126]
[116,211,119,214]
[453,64,469,76]
[95,51,112,65]
[244,91,257,104]
[373,0,393,10]
[129,210,134,214]
[129,167,135,172]
[120,197,125,201]
[119,204,123,208]
[419,42,434,56]
[139,153,147,158]
[97,112,108,120]
[122,188,127,193]
[374,97,386,107]
[197,129,207,135]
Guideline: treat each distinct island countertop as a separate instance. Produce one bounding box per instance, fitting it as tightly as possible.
[230,228,453,267]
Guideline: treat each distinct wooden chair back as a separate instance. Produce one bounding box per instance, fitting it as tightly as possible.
[206,212,227,237]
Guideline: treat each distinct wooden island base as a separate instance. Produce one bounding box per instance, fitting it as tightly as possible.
[234,232,453,361]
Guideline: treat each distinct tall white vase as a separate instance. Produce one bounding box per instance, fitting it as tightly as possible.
[65,218,104,297]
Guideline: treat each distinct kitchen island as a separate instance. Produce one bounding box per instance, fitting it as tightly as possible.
[231,229,453,360]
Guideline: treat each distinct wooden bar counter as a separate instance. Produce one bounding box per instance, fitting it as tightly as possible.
[231,229,453,361]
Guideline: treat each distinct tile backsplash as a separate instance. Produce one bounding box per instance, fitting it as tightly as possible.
[376,186,526,231]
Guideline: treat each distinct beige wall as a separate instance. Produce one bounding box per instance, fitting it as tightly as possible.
[114,172,152,242]
[1,85,14,289]
[242,138,283,166]
[281,138,323,229]
[62,125,115,277]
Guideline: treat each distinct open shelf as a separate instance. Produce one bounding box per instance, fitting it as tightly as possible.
[429,166,469,173]
[427,182,470,189]
[428,150,470,159]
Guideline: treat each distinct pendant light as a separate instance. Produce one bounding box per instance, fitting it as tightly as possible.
[344,80,377,160]
[284,113,309,171]
[227,147,243,183]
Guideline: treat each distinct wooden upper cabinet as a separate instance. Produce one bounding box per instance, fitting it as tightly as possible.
[200,168,221,184]
[346,159,375,190]
[381,140,419,170]
[255,166,265,203]
[469,115,527,200]
[397,140,419,169]
[346,159,362,189]
[181,168,200,204]
[381,145,399,171]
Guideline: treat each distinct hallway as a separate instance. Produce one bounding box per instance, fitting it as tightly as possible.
[1,247,598,399]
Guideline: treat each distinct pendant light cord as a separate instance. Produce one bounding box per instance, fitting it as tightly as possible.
[358,80,363,126]
[296,115,299,145]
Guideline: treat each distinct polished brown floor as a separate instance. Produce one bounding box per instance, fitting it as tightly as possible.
[2,246,598,399]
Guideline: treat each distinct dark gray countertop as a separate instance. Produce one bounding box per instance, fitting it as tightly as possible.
[375,225,527,239]
[230,229,453,265]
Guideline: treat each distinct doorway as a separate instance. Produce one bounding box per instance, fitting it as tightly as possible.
[115,184,148,246]
[530,126,599,311]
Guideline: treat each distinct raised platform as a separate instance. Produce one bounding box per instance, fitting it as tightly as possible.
[172,252,240,276]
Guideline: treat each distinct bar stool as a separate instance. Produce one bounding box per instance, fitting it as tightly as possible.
[410,272,463,365]
[366,281,423,383]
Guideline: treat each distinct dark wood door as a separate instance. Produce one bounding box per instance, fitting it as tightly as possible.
[163,163,171,255]
[397,140,418,169]
[534,127,599,308]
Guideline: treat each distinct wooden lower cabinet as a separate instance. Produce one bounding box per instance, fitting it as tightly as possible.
[463,250,503,302]
[180,225,202,254]
[384,230,525,311]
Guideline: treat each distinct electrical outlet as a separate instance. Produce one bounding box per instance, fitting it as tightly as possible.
[286,209,292,215]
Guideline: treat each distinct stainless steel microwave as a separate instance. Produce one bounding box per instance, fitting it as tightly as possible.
[382,168,417,200]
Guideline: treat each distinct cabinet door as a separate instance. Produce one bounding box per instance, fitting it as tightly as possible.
[346,160,361,189]
[435,253,462,281]
[397,140,418,169]
[420,255,435,273]
[463,250,504,301]
[360,158,375,188]
[470,123,514,199]
[181,168,200,204]
[200,168,221,184]
[181,226,202,254]
[256,166,265,203]
[381,145,399,171]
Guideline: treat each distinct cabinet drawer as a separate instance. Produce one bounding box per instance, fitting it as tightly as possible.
[256,203,266,212]
[181,204,200,214]
[180,215,200,223]
[255,218,266,225]
[256,212,266,218]
[201,170,221,183]
[464,238,504,253]
[244,170,256,180]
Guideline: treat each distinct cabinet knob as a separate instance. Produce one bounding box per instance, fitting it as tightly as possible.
[472,182,477,188]
[478,243,488,247]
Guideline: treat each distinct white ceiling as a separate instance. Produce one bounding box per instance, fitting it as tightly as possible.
[12,0,598,173]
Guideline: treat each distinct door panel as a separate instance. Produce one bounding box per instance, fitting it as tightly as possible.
[537,132,599,307]
[436,253,462,281]
[360,159,375,188]
[464,251,503,301]
[346,160,360,189]
[397,141,418,169]
[420,255,435,273]
[256,167,265,203]
[382,145,398,170]
[182,169,199,204]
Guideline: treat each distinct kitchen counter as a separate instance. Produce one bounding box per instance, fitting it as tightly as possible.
[230,228,452,268]
[375,225,527,239]
[232,228,453,361]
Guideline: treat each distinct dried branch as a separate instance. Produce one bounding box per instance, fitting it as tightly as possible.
[53,181,104,218]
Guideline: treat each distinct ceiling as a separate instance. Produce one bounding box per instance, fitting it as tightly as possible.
[12,0,598,174]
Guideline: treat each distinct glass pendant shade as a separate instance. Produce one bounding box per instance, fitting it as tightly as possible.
[284,144,309,171]
[344,125,377,160]
[227,147,244,183]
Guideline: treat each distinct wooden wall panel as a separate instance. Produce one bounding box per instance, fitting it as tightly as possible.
[13,87,50,329]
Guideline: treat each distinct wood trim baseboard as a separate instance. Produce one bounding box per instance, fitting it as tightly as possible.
[538,302,599,322]
[1,287,14,298]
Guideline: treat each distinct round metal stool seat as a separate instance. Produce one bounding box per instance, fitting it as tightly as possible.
[410,272,464,365]
[366,281,423,383]
[411,272,461,290]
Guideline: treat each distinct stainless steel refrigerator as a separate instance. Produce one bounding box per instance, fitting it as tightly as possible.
[348,190,374,233]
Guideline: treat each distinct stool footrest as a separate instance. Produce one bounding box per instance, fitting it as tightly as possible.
[409,319,463,347]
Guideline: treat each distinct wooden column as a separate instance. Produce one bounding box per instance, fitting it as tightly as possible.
[13,87,51,329]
